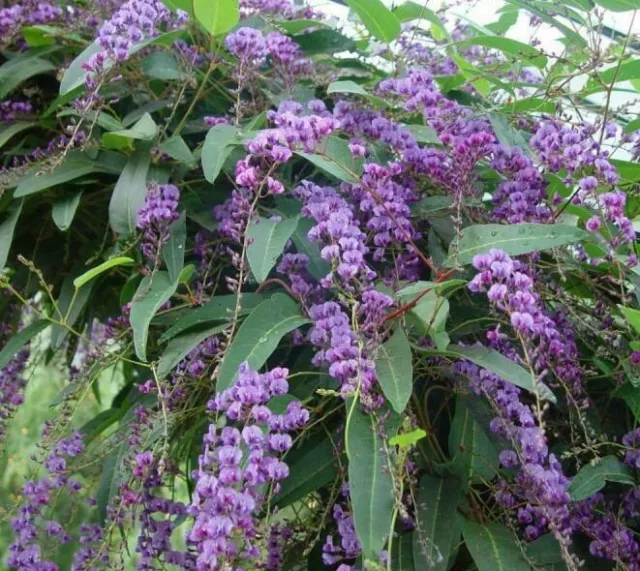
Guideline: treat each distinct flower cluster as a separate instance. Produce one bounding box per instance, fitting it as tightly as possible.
[322,500,362,566]
[137,183,180,261]
[187,362,308,569]
[0,2,63,43]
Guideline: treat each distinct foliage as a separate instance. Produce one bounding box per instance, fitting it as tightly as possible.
[0,0,640,570]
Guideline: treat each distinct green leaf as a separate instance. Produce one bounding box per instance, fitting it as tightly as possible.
[500,97,555,114]
[593,0,640,10]
[412,475,462,571]
[620,306,640,335]
[295,136,363,183]
[159,293,266,342]
[344,0,401,42]
[202,124,237,183]
[486,10,519,35]
[0,200,23,269]
[193,0,239,35]
[52,190,83,231]
[163,212,187,284]
[0,121,35,150]
[159,135,195,164]
[0,57,55,98]
[405,124,440,144]
[448,401,499,489]
[275,19,327,34]
[489,114,533,157]
[462,520,531,571]
[102,113,157,150]
[216,294,309,391]
[617,383,640,421]
[392,2,449,39]
[246,215,299,282]
[568,456,635,501]
[400,289,450,350]
[73,257,135,289]
[0,320,49,371]
[458,36,547,68]
[445,224,588,267]
[375,328,413,413]
[15,152,103,198]
[130,271,179,361]
[346,402,396,560]
[97,441,127,524]
[108,148,151,235]
[142,51,185,80]
[327,80,388,106]
[157,323,228,379]
[526,534,567,568]
[294,29,356,54]
[391,533,415,571]
[290,217,330,280]
[277,433,339,507]
[389,428,426,448]
[160,0,194,15]
[447,345,556,402]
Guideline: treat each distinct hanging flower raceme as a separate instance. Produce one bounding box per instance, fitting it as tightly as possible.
[187,362,308,569]
[137,183,180,262]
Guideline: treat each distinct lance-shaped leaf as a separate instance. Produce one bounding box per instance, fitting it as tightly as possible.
[109,148,151,235]
[295,136,363,183]
[375,328,413,413]
[568,456,635,501]
[445,224,587,267]
[346,401,396,560]
[202,124,237,183]
[344,0,401,43]
[216,294,309,391]
[73,257,135,289]
[462,520,531,571]
[0,121,35,150]
[102,113,157,150]
[458,36,546,68]
[162,212,187,284]
[52,190,83,231]
[159,135,195,165]
[412,475,462,571]
[391,533,415,571]
[130,271,179,361]
[0,320,49,371]
[448,401,499,489]
[0,199,23,269]
[246,215,299,282]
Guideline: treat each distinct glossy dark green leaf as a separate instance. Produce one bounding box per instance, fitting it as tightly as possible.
[0,57,55,98]
[277,433,339,507]
[202,124,237,183]
[52,190,82,231]
[130,271,179,361]
[391,533,415,571]
[412,475,462,571]
[375,328,413,413]
[0,200,23,269]
[296,136,363,183]
[142,51,185,80]
[193,0,239,35]
[216,294,310,391]
[448,401,499,489]
[246,215,299,282]
[346,400,396,560]
[163,212,187,284]
[108,148,151,235]
[0,320,49,371]
[294,29,356,54]
[462,520,531,571]
[526,534,567,569]
[157,323,228,379]
[159,293,266,342]
[445,224,588,267]
[568,456,635,501]
[159,135,195,164]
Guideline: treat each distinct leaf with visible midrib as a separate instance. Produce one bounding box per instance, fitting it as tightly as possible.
[130,271,179,361]
[246,215,299,282]
[568,456,635,501]
[412,475,462,571]
[52,190,83,231]
[295,136,363,183]
[194,0,239,35]
[447,345,556,403]
[109,148,151,235]
[216,294,309,391]
[462,520,531,571]
[159,293,266,342]
[344,0,401,43]
[162,212,187,284]
[458,36,547,68]
[0,320,49,371]
[375,328,413,413]
[157,323,228,379]
[346,401,396,560]
[445,224,587,267]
